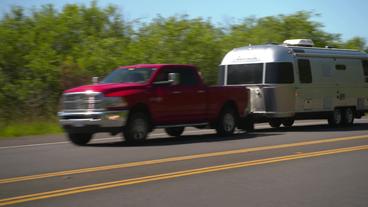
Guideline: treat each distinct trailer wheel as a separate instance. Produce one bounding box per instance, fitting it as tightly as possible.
[216,107,236,136]
[269,120,281,128]
[342,108,354,126]
[123,112,149,144]
[282,119,294,127]
[328,108,342,127]
[165,127,185,137]
[67,133,93,146]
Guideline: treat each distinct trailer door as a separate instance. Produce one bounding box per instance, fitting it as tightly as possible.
[295,59,315,111]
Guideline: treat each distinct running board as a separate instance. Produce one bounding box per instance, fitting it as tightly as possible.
[156,122,209,129]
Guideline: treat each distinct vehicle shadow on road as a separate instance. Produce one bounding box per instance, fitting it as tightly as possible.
[255,123,368,133]
[87,131,280,147]
[86,123,367,147]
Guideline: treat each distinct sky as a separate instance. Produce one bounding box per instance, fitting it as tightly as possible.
[1,0,367,42]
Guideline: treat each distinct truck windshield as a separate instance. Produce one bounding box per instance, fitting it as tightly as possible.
[101,68,155,84]
[227,63,263,84]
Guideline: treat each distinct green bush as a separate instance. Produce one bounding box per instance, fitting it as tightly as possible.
[0,121,62,138]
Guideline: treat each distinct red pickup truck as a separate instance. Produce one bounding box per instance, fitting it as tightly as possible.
[58,64,250,145]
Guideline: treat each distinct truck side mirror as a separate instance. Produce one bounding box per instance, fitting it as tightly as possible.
[168,73,180,86]
[92,77,99,84]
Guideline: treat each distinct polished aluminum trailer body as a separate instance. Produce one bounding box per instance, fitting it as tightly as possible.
[219,41,368,125]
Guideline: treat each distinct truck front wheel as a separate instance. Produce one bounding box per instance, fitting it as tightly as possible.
[68,133,93,146]
[123,112,149,144]
[216,107,236,136]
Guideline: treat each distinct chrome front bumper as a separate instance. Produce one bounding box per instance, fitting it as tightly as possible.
[58,110,128,128]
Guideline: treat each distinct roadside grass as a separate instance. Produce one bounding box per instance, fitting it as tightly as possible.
[0,121,62,138]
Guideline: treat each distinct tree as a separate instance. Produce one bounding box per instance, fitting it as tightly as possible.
[343,37,367,51]
[128,15,223,83]
[221,11,341,51]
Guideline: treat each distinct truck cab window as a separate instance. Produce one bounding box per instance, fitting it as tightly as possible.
[298,59,312,83]
[218,65,225,85]
[179,68,199,86]
[265,62,294,84]
[155,68,199,86]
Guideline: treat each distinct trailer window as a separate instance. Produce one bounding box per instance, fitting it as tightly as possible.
[363,60,368,76]
[335,64,346,70]
[298,59,312,83]
[265,62,294,84]
[363,60,368,83]
[227,63,263,84]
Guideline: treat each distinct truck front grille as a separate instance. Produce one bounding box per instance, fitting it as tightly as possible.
[62,92,103,112]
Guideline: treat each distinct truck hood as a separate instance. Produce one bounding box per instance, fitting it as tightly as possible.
[64,83,147,95]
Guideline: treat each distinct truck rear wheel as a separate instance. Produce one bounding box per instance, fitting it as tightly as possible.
[328,108,342,127]
[216,107,236,136]
[165,127,185,137]
[68,133,93,146]
[123,112,149,144]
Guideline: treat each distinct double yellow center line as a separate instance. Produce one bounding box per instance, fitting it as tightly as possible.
[1,134,368,185]
[1,144,368,206]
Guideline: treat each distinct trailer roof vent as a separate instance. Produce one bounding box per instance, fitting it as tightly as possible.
[283,39,314,47]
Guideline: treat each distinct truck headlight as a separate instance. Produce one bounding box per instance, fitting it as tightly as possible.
[103,97,128,110]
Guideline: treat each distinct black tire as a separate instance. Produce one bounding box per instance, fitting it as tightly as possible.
[328,108,343,127]
[238,117,254,132]
[123,112,149,144]
[342,108,354,126]
[216,107,237,136]
[269,120,281,128]
[165,127,185,137]
[68,133,93,146]
[282,119,294,127]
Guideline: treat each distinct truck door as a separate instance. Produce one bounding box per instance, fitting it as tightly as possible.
[150,67,206,124]
[174,67,207,123]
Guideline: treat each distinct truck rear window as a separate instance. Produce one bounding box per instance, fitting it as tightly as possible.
[227,63,263,84]
[265,62,294,84]
[218,65,225,85]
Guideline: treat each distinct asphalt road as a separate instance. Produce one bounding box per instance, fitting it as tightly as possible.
[0,119,368,207]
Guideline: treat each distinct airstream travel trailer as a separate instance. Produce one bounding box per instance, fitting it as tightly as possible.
[219,39,368,128]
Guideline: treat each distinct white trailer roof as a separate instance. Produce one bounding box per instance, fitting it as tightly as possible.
[221,44,368,65]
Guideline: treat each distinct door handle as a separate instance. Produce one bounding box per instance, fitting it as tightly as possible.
[197,90,205,94]
[172,91,182,94]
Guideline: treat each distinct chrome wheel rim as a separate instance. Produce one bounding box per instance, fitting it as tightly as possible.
[132,118,147,140]
[223,113,235,132]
